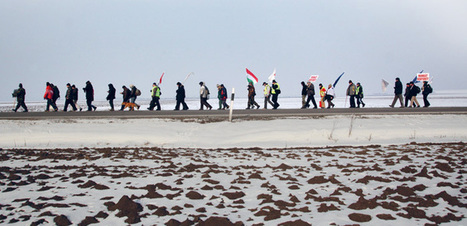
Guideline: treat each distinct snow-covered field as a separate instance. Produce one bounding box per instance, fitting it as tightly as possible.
[0,92,466,225]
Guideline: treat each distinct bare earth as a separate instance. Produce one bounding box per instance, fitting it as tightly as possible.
[0,142,465,225]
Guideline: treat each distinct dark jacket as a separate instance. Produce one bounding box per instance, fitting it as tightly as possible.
[409,85,419,97]
[107,85,116,100]
[84,82,94,101]
[307,83,315,96]
[422,83,432,95]
[404,86,411,97]
[176,85,186,101]
[52,86,60,100]
[16,88,26,102]
[66,86,73,99]
[301,82,307,96]
[122,87,131,102]
[395,81,403,95]
[247,84,256,97]
[130,86,137,98]
[71,88,78,101]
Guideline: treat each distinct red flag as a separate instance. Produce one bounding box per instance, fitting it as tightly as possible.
[246,68,258,84]
[159,72,165,85]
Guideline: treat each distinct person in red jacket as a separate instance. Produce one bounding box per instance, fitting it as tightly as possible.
[44,82,58,112]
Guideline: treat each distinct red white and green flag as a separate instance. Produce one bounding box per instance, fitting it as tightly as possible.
[246,68,258,84]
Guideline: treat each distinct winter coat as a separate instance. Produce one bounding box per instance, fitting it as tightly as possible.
[422,84,432,95]
[44,85,54,100]
[356,85,364,98]
[16,88,26,102]
[248,85,256,97]
[176,85,186,101]
[84,83,94,101]
[347,83,356,96]
[71,88,78,101]
[200,85,209,98]
[394,81,403,95]
[301,82,307,96]
[320,87,326,97]
[107,85,116,100]
[66,86,73,99]
[221,87,228,100]
[263,85,271,97]
[306,83,315,96]
[122,87,131,102]
[130,86,138,98]
[326,87,335,97]
[52,86,60,100]
[404,86,411,97]
[151,85,161,98]
[409,85,420,97]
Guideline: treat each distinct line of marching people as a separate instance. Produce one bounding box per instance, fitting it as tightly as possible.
[11,77,433,113]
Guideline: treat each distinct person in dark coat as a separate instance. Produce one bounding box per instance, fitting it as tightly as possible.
[83,81,97,111]
[246,82,260,109]
[346,80,356,108]
[302,81,317,109]
[63,83,77,112]
[404,83,412,107]
[107,83,116,111]
[71,85,82,111]
[120,85,131,111]
[175,82,189,110]
[301,81,307,107]
[389,77,404,108]
[409,82,420,108]
[52,84,60,107]
[271,80,280,109]
[12,83,28,112]
[422,81,432,107]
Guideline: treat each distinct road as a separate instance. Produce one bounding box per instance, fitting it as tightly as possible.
[1,107,466,120]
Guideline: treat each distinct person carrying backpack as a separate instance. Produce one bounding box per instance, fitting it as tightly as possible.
[422,81,433,107]
[409,82,421,108]
[12,83,28,112]
[199,81,212,110]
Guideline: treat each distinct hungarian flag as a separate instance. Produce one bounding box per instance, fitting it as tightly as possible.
[246,68,258,84]
[158,72,165,85]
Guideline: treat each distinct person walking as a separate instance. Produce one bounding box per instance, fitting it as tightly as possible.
[52,83,60,108]
[301,81,307,108]
[199,82,212,110]
[71,85,82,111]
[262,82,274,109]
[148,83,162,111]
[319,83,326,109]
[389,77,404,108]
[271,80,281,109]
[129,85,141,110]
[246,82,260,109]
[83,81,97,111]
[44,82,58,112]
[175,82,189,110]
[325,84,335,108]
[409,82,421,108]
[12,83,28,112]
[404,83,412,107]
[422,81,433,107]
[63,83,77,112]
[107,83,116,111]
[120,85,131,111]
[347,80,357,108]
[221,84,229,110]
[302,81,317,109]
[356,82,365,108]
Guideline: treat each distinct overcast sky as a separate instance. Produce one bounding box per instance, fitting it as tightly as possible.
[1,0,466,102]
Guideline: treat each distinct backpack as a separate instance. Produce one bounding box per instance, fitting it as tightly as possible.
[12,89,19,97]
[135,89,141,96]
[426,85,433,94]
[416,86,421,94]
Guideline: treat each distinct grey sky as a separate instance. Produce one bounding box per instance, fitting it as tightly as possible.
[1,0,466,102]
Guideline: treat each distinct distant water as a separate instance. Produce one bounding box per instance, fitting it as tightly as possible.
[1,90,467,112]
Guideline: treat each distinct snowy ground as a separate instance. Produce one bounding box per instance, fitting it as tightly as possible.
[0,93,466,225]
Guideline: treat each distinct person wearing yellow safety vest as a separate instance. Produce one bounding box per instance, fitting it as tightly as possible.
[148,83,161,111]
[319,83,326,109]
[262,82,274,109]
[271,80,281,109]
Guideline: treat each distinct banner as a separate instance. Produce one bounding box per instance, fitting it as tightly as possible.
[417,73,430,82]
[308,75,319,82]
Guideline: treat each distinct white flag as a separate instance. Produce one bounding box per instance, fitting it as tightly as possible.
[381,79,389,92]
[268,68,276,83]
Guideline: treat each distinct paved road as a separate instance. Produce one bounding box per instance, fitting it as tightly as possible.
[1,107,466,120]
